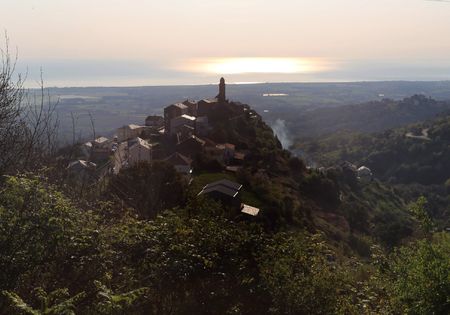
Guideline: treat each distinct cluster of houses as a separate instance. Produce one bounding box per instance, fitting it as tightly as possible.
[315,161,373,184]
[68,78,259,216]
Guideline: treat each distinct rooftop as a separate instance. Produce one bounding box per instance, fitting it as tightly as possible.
[94,136,109,144]
[200,98,218,104]
[164,152,192,166]
[203,179,242,191]
[241,204,260,216]
[129,137,152,150]
[180,114,196,121]
[198,185,239,198]
[167,103,188,110]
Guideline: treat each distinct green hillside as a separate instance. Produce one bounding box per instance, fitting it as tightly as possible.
[1,81,449,313]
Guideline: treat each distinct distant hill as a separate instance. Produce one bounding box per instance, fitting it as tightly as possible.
[295,113,450,227]
[38,81,450,143]
[288,95,450,139]
[297,112,450,185]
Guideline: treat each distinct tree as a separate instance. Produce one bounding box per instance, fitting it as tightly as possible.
[108,161,186,218]
[0,36,59,175]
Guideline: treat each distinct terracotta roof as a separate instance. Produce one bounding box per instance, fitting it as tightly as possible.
[234,152,246,160]
[216,143,235,150]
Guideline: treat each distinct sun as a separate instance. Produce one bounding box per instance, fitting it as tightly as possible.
[201,58,319,74]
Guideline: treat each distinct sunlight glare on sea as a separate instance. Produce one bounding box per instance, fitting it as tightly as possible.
[183,57,329,75]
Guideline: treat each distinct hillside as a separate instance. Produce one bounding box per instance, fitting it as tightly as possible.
[297,113,450,185]
[295,113,450,226]
[1,81,448,314]
[288,95,450,139]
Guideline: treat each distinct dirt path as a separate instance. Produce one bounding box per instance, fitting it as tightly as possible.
[405,128,430,141]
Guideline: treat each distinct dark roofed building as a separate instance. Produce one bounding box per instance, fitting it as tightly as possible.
[176,135,205,158]
[182,99,198,116]
[164,103,189,132]
[164,152,193,176]
[197,98,218,116]
[198,178,242,208]
[203,179,242,191]
[145,115,164,128]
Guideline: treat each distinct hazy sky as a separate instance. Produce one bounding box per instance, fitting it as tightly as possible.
[2,0,450,86]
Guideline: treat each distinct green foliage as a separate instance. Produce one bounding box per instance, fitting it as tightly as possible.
[409,196,433,235]
[0,175,103,291]
[0,173,449,314]
[108,161,186,218]
[383,233,450,314]
[258,233,352,315]
[297,114,450,187]
[106,212,268,314]
[301,171,340,207]
[93,281,150,314]
[373,209,413,248]
[2,288,85,315]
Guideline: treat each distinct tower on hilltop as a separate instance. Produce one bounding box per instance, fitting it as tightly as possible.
[217,77,226,103]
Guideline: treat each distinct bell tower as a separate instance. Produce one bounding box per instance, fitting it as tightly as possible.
[218,77,226,103]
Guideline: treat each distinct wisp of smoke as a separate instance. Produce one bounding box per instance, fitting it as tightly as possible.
[271,119,292,149]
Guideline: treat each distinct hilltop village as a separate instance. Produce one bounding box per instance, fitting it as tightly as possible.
[68,78,263,216]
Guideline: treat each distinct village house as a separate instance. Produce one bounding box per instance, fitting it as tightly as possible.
[215,143,236,164]
[182,99,198,116]
[169,114,196,135]
[117,124,147,142]
[357,166,373,183]
[176,125,195,143]
[112,137,153,174]
[80,141,93,158]
[145,115,164,128]
[127,137,153,166]
[198,179,242,208]
[67,160,96,181]
[197,98,219,117]
[91,136,114,160]
[176,135,205,158]
[80,136,112,160]
[164,152,193,177]
[195,116,210,136]
[164,103,188,132]
[198,179,260,216]
[233,151,248,165]
[113,142,128,174]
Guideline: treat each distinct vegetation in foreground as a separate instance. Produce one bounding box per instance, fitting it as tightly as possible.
[0,175,448,314]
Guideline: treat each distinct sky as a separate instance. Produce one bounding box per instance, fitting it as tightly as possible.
[1,0,450,87]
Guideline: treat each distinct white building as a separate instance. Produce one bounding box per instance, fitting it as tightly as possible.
[128,137,152,166]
